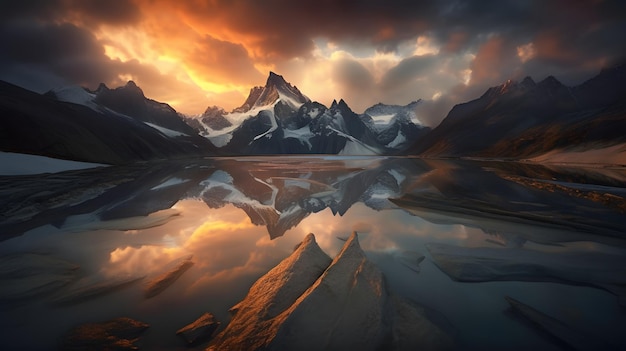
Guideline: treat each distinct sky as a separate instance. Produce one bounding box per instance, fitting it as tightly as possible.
[0,0,624,126]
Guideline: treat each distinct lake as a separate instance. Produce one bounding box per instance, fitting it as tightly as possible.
[1,156,625,350]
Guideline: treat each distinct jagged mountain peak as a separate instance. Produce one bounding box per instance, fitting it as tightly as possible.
[266,71,287,86]
[118,80,145,97]
[329,98,351,111]
[537,75,563,88]
[94,82,109,93]
[520,76,536,89]
[233,72,310,113]
[482,75,544,99]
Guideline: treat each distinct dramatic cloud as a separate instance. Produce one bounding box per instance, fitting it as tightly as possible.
[0,0,623,123]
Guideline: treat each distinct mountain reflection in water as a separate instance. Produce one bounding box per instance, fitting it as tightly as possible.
[0,156,625,350]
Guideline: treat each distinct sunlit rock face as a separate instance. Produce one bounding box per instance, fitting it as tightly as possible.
[208,233,332,350]
[209,232,452,351]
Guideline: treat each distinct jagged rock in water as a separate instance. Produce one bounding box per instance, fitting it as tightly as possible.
[143,255,194,298]
[208,232,452,350]
[505,296,611,351]
[208,233,332,350]
[176,312,221,345]
[59,317,149,351]
[427,243,626,306]
[0,253,78,304]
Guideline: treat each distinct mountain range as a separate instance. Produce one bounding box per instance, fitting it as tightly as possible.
[183,72,428,155]
[1,63,625,164]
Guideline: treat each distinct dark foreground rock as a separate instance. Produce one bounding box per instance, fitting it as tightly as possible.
[208,232,452,351]
[59,317,149,351]
[176,312,221,345]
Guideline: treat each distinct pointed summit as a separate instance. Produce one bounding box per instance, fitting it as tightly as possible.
[266,71,287,86]
[121,80,145,97]
[233,72,310,113]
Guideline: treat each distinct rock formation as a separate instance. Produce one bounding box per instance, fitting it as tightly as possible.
[144,255,194,298]
[208,232,452,350]
[177,312,221,345]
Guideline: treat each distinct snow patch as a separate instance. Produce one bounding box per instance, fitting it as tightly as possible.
[328,126,380,155]
[386,130,407,149]
[371,114,396,125]
[283,125,314,148]
[277,93,305,111]
[253,110,278,141]
[51,86,100,111]
[150,177,188,191]
[0,152,108,175]
[144,123,187,137]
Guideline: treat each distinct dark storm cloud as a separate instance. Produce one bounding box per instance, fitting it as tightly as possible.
[169,0,623,61]
[380,55,437,90]
[1,0,624,118]
[0,20,210,113]
[0,0,141,26]
[68,0,141,26]
[173,0,439,58]
[0,21,112,88]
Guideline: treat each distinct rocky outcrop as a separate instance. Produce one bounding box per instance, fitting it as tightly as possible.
[177,312,221,345]
[143,255,194,298]
[208,232,452,350]
[60,317,149,351]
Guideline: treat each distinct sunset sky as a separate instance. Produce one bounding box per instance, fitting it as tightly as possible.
[1,0,624,125]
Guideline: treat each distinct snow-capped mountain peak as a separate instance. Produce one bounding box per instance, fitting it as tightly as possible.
[191,72,429,154]
[363,100,423,127]
[234,72,310,113]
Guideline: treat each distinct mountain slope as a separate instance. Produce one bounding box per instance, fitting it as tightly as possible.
[408,63,626,161]
[361,100,430,150]
[0,80,216,164]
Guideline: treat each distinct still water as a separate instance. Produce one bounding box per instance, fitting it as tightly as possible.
[1,156,625,350]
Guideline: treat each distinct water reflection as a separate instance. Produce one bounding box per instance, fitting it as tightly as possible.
[0,157,625,349]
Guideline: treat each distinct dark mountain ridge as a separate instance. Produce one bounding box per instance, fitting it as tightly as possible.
[408,63,626,160]
[0,80,217,164]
